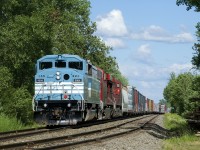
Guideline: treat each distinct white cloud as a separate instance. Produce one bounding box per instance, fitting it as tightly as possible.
[95,11,194,45]
[131,25,194,43]
[141,81,152,88]
[119,61,193,101]
[137,44,151,58]
[119,64,140,78]
[172,32,194,43]
[162,63,192,74]
[120,61,192,84]
[130,44,154,64]
[96,9,128,37]
[104,38,126,48]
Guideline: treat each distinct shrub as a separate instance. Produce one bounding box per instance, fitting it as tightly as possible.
[164,113,188,135]
[1,87,33,124]
[0,113,25,132]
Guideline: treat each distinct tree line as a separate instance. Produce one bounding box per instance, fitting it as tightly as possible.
[1,0,199,125]
[0,0,128,124]
[163,0,200,117]
[163,73,200,116]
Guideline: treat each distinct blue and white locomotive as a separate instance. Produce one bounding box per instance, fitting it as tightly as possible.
[33,54,101,125]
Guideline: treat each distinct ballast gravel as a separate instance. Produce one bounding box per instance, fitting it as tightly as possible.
[72,115,164,150]
[0,115,164,150]
[0,115,152,146]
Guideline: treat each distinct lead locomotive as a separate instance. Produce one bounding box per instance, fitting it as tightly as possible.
[33,54,122,125]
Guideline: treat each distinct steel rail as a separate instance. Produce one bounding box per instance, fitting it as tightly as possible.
[36,115,159,150]
[0,126,67,141]
[0,127,46,136]
[0,114,158,149]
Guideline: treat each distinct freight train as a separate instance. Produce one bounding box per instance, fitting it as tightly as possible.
[33,54,165,125]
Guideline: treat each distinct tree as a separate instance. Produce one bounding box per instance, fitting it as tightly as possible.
[176,0,200,69]
[163,72,195,115]
[0,0,128,123]
[0,0,126,93]
[1,87,32,124]
[191,23,200,69]
[0,67,13,94]
[176,0,200,11]
[159,99,167,105]
[163,73,177,113]
[0,0,105,92]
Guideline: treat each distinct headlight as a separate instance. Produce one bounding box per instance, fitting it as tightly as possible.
[56,71,60,80]
[67,103,71,107]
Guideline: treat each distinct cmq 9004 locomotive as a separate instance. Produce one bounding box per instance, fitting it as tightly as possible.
[33,54,122,125]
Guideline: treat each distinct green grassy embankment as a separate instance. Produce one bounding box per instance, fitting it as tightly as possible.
[0,113,40,132]
[163,113,200,150]
[0,113,26,132]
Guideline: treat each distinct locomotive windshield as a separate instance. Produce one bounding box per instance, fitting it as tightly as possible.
[39,61,82,70]
[69,61,83,70]
[55,61,66,68]
[40,62,52,70]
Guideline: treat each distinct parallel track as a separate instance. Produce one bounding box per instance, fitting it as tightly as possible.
[0,114,158,149]
[0,126,67,141]
[36,115,159,150]
[0,115,151,141]
[0,127,46,136]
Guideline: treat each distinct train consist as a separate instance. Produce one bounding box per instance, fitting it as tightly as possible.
[33,54,166,125]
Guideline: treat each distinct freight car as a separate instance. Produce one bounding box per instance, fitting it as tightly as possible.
[33,54,160,125]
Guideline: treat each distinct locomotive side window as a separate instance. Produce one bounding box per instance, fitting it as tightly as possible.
[69,61,83,70]
[88,64,97,78]
[40,62,52,70]
[92,67,97,78]
[97,70,102,80]
[55,61,66,68]
[88,64,92,76]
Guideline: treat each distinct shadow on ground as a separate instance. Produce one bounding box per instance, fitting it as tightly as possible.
[142,123,179,139]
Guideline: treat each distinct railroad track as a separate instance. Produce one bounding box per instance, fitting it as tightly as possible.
[0,114,159,149]
[0,127,46,136]
[0,115,151,142]
[0,126,69,141]
[0,116,140,142]
[0,127,48,140]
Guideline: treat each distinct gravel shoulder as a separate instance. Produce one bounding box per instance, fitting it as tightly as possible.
[73,115,164,150]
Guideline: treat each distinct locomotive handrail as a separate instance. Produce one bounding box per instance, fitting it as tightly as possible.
[71,84,84,100]
[33,84,45,111]
[71,83,85,111]
[32,95,35,111]
[34,84,45,100]
[34,82,84,101]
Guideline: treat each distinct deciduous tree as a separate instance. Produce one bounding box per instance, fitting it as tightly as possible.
[176,0,200,69]
[163,72,195,115]
[0,0,128,123]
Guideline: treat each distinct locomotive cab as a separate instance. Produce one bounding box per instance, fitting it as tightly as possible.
[33,54,88,125]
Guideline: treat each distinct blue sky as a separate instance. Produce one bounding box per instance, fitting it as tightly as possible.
[89,0,199,103]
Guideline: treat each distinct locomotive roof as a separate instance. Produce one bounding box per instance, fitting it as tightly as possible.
[37,54,84,62]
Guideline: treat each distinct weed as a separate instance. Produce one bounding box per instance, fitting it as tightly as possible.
[163,113,200,150]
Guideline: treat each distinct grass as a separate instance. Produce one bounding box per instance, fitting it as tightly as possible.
[164,113,188,134]
[164,135,200,150]
[0,113,41,132]
[0,113,25,132]
[163,113,200,150]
